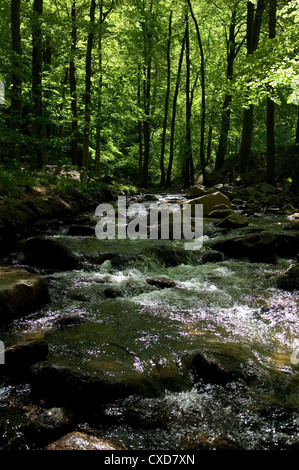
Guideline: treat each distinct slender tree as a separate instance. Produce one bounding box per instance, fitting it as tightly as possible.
[82,0,97,169]
[187,0,207,184]
[10,0,22,135]
[266,0,277,185]
[238,0,266,175]
[160,8,173,187]
[166,32,186,187]
[184,0,194,188]
[32,0,47,168]
[69,0,79,166]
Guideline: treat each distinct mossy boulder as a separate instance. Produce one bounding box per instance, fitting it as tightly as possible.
[0,268,49,325]
[185,192,232,217]
[215,212,249,229]
[277,264,299,291]
[23,236,80,270]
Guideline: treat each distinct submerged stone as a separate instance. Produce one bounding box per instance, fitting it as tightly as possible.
[3,340,48,374]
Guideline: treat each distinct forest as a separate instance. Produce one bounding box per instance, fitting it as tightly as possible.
[0,0,299,454]
[0,0,298,192]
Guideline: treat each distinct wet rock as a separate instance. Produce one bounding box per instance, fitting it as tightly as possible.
[30,361,161,410]
[208,208,234,219]
[3,340,48,374]
[185,192,232,217]
[67,225,95,236]
[210,231,278,262]
[103,286,123,298]
[215,212,249,229]
[23,236,80,270]
[277,264,299,291]
[201,249,224,263]
[25,407,73,446]
[189,353,241,386]
[283,204,297,215]
[189,184,208,198]
[53,315,86,329]
[181,432,244,450]
[0,268,50,325]
[265,195,283,206]
[44,432,119,450]
[146,277,176,289]
[288,213,299,221]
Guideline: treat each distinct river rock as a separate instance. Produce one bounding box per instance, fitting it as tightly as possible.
[30,361,161,410]
[67,225,95,236]
[189,185,208,198]
[189,353,241,386]
[3,340,48,373]
[185,192,232,217]
[25,407,73,446]
[277,264,299,291]
[215,212,249,229]
[146,277,176,289]
[23,236,80,270]
[265,195,283,206]
[288,213,299,221]
[208,208,234,219]
[44,432,119,450]
[210,231,278,262]
[0,268,50,325]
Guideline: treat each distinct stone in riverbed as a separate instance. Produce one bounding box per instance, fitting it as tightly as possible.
[3,340,48,373]
[277,264,299,291]
[25,407,73,446]
[208,208,234,219]
[189,184,208,198]
[185,192,232,217]
[67,224,95,236]
[44,432,119,450]
[23,236,80,270]
[215,212,249,229]
[0,268,50,325]
[146,277,176,289]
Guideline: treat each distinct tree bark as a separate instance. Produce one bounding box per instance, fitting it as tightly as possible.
[266,0,277,185]
[10,0,22,135]
[82,0,96,169]
[160,9,173,187]
[187,0,206,185]
[32,0,47,169]
[296,105,299,145]
[166,33,186,187]
[215,9,237,171]
[238,0,266,175]
[184,2,194,189]
[137,65,144,187]
[69,0,79,166]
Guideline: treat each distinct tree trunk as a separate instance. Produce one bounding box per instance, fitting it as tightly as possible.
[187,0,206,185]
[142,62,151,188]
[82,0,96,170]
[160,9,173,187]
[266,0,277,185]
[69,0,79,166]
[296,105,299,145]
[95,1,103,177]
[166,32,186,187]
[238,0,266,175]
[207,125,213,165]
[137,65,144,187]
[57,69,69,162]
[10,0,22,135]
[215,9,237,171]
[32,0,47,169]
[184,3,194,188]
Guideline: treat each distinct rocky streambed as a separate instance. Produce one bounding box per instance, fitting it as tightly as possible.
[0,184,299,451]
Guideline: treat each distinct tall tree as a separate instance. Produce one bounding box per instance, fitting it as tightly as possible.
[82,0,97,169]
[187,0,206,185]
[238,0,266,175]
[70,0,79,166]
[160,8,173,187]
[215,5,244,171]
[166,32,186,187]
[266,0,277,185]
[10,0,22,135]
[184,0,194,188]
[32,0,47,168]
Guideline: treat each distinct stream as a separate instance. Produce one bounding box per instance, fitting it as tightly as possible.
[0,192,298,450]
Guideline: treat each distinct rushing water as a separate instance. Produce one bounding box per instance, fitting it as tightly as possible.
[0,194,298,450]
